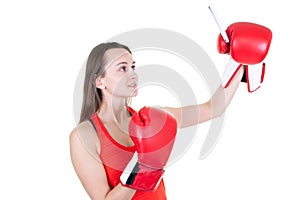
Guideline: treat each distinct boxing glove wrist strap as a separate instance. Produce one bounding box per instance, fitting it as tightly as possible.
[120,152,164,191]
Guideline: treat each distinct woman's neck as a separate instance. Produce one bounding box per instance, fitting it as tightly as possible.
[98,96,129,123]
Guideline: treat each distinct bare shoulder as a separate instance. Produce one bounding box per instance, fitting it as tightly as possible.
[70,120,100,160]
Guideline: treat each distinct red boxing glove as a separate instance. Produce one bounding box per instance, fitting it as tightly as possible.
[217,22,272,64]
[217,22,272,92]
[120,106,177,191]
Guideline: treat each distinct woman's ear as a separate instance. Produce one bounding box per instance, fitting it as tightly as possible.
[95,76,106,89]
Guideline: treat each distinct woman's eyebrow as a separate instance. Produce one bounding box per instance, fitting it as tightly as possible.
[116,61,135,66]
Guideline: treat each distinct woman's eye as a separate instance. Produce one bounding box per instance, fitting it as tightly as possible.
[120,66,126,72]
[119,65,135,72]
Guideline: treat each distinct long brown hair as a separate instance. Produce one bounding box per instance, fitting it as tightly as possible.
[79,42,132,123]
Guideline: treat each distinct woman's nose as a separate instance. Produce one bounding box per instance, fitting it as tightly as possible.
[128,68,138,80]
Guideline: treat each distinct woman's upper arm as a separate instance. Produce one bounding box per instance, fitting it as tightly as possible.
[163,102,212,128]
[69,127,110,200]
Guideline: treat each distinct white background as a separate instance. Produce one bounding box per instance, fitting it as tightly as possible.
[1,0,299,199]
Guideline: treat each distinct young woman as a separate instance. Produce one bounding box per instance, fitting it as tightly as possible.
[69,42,244,199]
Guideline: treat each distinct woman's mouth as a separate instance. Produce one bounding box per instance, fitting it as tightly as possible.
[128,83,137,88]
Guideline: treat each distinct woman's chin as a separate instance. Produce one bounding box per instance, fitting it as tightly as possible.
[130,89,138,97]
[132,92,138,97]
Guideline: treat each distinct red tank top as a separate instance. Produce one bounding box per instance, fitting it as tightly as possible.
[90,108,167,200]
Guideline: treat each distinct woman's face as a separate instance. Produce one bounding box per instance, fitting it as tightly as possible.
[97,48,138,98]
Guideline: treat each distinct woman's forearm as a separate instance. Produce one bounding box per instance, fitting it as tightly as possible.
[210,66,245,118]
[101,184,136,200]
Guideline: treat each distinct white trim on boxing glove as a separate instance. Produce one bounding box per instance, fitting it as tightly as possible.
[120,151,139,185]
[120,151,164,191]
[245,62,265,92]
[222,58,242,88]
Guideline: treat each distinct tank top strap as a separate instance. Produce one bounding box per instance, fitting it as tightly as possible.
[89,112,136,152]
[89,113,105,148]
[127,106,136,116]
